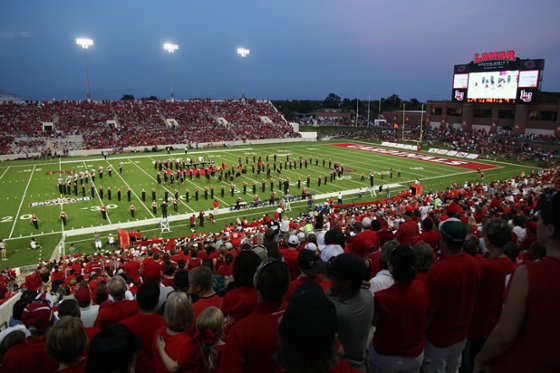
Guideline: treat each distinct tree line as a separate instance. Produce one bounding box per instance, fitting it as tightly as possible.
[271,93,425,121]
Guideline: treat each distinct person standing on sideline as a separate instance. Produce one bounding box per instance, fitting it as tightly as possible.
[94,232,102,251]
[386,186,390,199]
[31,214,39,230]
[199,210,205,227]
[0,239,7,261]
[59,211,67,226]
[130,204,136,218]
[338,191,343,205]
[213,199,219,215]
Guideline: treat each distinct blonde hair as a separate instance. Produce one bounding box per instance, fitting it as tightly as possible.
[196,307,224,373]
[164,292,194,332]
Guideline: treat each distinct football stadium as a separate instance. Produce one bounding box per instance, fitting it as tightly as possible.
[1,3,559,372]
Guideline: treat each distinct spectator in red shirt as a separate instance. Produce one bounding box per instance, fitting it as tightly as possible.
[45,316,88,373]
[216,258,290,373]
[475,189,560,372]
[220,250,261,335]
[467,218,515,371]
[189,266,222,321]
[422,219,481,373]
[395,211,419,247]
[120,281,165,373]
[284,248,330,302]
[412,241,434,285]
[371,245,430,373]
[1,293,58,373]
[94,276,139,330]
[280,235,301,281]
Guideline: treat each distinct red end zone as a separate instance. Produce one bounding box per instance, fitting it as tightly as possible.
[331,143,498,171]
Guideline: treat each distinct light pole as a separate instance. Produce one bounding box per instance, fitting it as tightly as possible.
[237,48,250,99]
[76,38,93,101]
[164,43,178,101]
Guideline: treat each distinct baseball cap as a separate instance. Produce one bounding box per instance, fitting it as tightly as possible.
[74,287,91,304]
[346,235,373,257]
[21,293,54,333]
[439,218,467,244]
[288,235,299,246]
[87,324,142,372]
[320,244,344,263]
[279,282,337,353]
[526,221,537,233]
[297,249,319,277]
[326,252,366,290]
[303,242,318,251]
[361,217,372,228]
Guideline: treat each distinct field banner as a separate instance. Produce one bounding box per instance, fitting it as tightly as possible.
[333,143,495,171]
[118,228,130,249]
[427,148,479,160]
[381,142,419,151]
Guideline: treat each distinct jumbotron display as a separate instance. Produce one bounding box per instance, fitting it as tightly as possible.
[451,50,544,104]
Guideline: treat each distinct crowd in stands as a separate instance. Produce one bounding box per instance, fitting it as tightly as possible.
[0,165,559,372]
[331,126,558,163]
[0,99,298,156]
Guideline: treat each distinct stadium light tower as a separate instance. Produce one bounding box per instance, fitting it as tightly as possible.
[237,48,250,99]
[164,43,179,101]
[76,38,93,101]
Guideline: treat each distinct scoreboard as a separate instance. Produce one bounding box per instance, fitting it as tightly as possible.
[451,50,544,104]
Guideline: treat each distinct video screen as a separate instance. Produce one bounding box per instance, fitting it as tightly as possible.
[453,74,469,89]
[467,70,519,99]
[518,70,540,88]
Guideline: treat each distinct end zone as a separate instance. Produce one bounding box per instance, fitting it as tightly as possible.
[331,143,499,171]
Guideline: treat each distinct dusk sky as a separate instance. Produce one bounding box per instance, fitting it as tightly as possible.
[1,0,559,102]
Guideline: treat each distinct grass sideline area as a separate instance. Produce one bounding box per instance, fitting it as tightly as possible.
[0,139,532,269]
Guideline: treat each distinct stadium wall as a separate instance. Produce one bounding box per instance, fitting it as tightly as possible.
[0,134,317,161]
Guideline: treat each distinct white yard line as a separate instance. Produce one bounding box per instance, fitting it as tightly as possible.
[130,157,197,214]
[106,159,156,219]
[0,166,10,180]
[83,161,112,224]
[8,164,36,239]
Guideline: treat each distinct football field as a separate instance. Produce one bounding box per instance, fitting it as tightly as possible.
[0,140,530,269]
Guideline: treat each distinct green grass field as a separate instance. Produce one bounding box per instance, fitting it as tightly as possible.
[0,139,532,269]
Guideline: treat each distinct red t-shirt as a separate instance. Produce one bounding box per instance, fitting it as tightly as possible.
[468,256,514,340]
[0,335,58,373]
[367,251,382,279]
[95,300,139,330]
[279,248,300,281]
[152,326,194,373]
[216,301,286,373]
[374,280,429,358]
[284,275,331,302]
[425,252,482,347]
[121,313,165,373]
[220,286,258,336]
[218,263,233,277]
[192,293,222,319]
[491,257,560,372]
